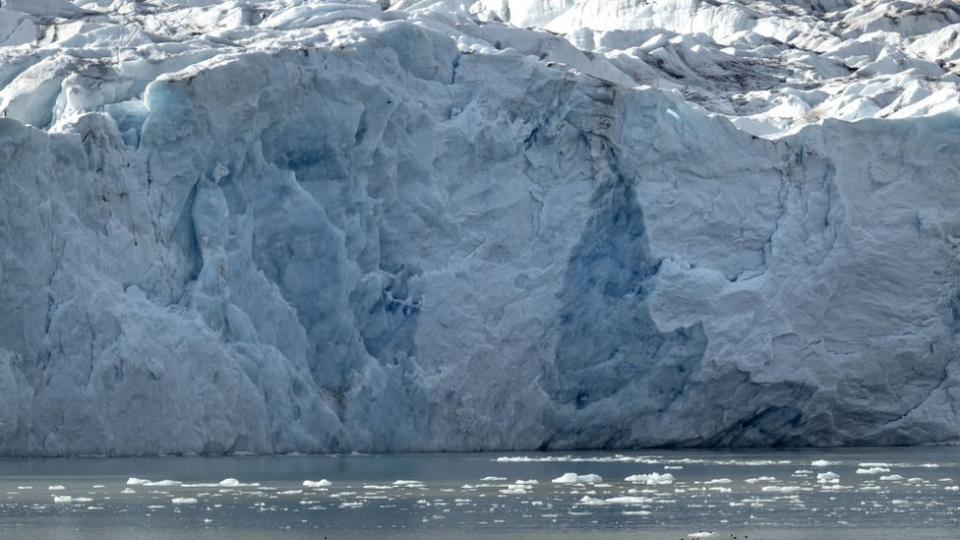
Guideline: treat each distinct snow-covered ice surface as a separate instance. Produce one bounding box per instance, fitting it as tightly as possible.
[0,449,957,539]
[0,0,959,455]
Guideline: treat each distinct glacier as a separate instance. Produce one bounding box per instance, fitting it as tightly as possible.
[0,0,959,455]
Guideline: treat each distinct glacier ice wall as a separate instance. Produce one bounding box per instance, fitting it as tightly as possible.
[1,0,959,455]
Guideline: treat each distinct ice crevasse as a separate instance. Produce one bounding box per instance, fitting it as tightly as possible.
[0,0,959,455]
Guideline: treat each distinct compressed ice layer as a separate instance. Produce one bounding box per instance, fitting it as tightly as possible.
[0,1,959,455]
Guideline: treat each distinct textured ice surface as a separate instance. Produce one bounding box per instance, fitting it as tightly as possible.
[0,0,959,455]
[625,472,675,485]
[552,472,602,483]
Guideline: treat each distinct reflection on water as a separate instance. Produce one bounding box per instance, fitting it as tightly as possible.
[0,448,958,539]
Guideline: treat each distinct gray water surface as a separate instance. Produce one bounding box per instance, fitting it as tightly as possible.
[0,448,958,539]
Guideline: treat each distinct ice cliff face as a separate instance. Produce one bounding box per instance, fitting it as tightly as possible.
[0,0,959,455]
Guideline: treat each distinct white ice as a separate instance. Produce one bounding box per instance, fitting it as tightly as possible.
[0,0,958,455]
[552,473,603,484]
[625,473,675,485]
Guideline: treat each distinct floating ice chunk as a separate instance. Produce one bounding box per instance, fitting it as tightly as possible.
[121,488,136,494]
[745,476,776,484]
[303,480,332,488]
[481,476,507,481]
[552,473,602,484]
[48,485,65,491]
[126,478,183,487]
[704,478,731,484]
[50,495,92,504]
[716,459,790,466]
[495,456,585,463]
[816,472,840,484]
[392,480,423,486]
[144,480,181,487]
[879,475,905,481]
[577,495,652,506]
[625,473,674,485]
[182,479,261,488]
[499,479,537,494]
[811,460,839,467]
[761,485,810,493]
[171,497,198,505]
[856,467,890,474]
[688,533,715,538]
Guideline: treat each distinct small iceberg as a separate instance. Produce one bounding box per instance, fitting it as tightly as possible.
[625,472,674,485]
[303,479,332,488]
[552,473,602,484]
